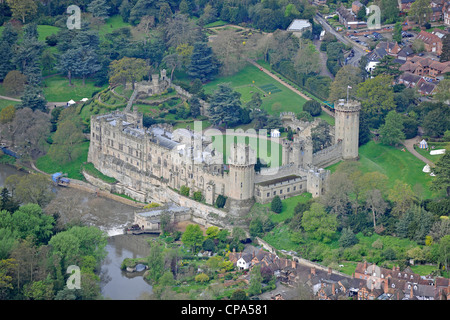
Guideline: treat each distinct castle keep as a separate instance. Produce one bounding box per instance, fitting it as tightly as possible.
[87,99,361,213]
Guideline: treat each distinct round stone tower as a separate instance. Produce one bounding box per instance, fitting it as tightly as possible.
[227,143,256,201]
[334,99,361,160]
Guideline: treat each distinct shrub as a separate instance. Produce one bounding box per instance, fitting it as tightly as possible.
[303,100,322,116]
[271,196,283,213]
[180,185,190,197]
[215,194,227,208]
[193,191,203,202]
[195,273,209,283]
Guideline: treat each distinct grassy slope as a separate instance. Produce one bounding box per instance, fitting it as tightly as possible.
[203,63,308,116]
[43,75,107,102]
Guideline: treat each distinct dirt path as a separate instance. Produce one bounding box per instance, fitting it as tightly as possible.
[402,136,435,167]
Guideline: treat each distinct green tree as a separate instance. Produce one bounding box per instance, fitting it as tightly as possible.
[271,195,283,213]
[87,0,110,20]
[431,152,450,197]
[0,23,18,81]
[356,75,396,128]
[339,227,358,248]
[388,180,417,216]
[6,0,37,23]
[215,194,227,208]
[301,203,338,243]
[393,22,402,44]
[48,119,85,163]
[303,100,322,117]
[408,0,432,26]
[109,57,148,90]
[5,175,55,209]
[207,83,242,127]
[379,110,405,146]
[248,264,263,296]
[181,224,204,253]
[438,235,450,273]
[188,42,219,83]
[147,241,164,284]
[328,66,363,102]
[180,185,190,197]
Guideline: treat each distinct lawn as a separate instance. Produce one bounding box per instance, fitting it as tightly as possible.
[414,142,447,164]
[35,141,89,181]
[357,141,440,199]
[98,15,131,38]
[42,75,107,102]
[210,133,283,167]
[0,99,20,110]
[0,25,60,42]
[203,63,308,116]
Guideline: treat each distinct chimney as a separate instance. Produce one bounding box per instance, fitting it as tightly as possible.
[332,283,336,296]
[410,284,414,299]
[384,279,388,294]
[363,261,367,271]
[291,260,296,269]
[328,267,332,276]
[311,267,316,275]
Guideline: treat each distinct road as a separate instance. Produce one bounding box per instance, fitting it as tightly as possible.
[314,14,366,67]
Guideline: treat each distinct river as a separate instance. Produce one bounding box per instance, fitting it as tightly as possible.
[0,164,154,300]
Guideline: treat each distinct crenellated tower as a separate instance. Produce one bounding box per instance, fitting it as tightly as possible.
[227,143,256,201]
[334,99,361,160]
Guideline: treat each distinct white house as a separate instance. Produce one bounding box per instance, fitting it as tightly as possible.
[236,254,252,270]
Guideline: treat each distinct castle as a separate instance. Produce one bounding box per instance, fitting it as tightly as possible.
[87,98,361,215]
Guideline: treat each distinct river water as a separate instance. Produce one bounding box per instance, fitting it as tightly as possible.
[0,164,154,300]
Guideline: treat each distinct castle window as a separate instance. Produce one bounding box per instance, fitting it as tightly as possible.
[287,188,290,192]
[273,191,276,195]
[267,193,270,197]
[280,189,283,194]
[240,182,243,188]
[293,186,296,191]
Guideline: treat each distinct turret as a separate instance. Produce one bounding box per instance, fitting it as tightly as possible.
[334,99,361,160]
[227,143,256,201]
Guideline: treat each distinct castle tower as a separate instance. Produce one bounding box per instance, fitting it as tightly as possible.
[227,143,256,201]
[334,99,361,160]
[307,168,330,198]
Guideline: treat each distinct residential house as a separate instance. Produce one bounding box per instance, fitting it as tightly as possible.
[444,1,450,26]
[398,72,422,87]
[431,7,444,21]
[376,41,402,56]
[416,30,443,55]
[399,0,416,11]
[399,56,450,78]
[417,78,437,95]
[337,5,366,29]
[236,253,253,270]
[397,45,415,61]
[352,1,364,14]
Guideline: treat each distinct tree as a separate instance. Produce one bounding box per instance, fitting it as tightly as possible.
[129,0,158,25]
[301,203,338,243]
[379,110,405,146]
[109,57,148,90]
[434,79,450,103]
[146,241,164,284]
[293,40,320,75]
[440,34,450,62]
[6,0,37,23]
[188,42,219,83]
[180,185,190,197]
[271,195,283,213]
[248,264,263,296]
[207,83,242,127]
[0,23,18,81]
[372,55,402,77]
[48,119,85,163]
[5,174,55,208]
[19,85,47,112]
[215,194,227,208]
[231,289,249,300]
[393,22,402,44]
[339,227,358,248]
[181,224,204,253]
[311,120,332,152]
[438,235,450,273]
[408,0,432,26]
[303,100,322,117]
[365,189,388,230]
[356,75,396,128]
[431,152,450,197]
[388,180,417,216]
[87,0,110,20]
[422,103,450,138]
[328,66,363,102]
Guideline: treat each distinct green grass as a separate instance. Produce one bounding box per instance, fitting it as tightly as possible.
[210,134,283,167]
[265,193,312,223]
[98,15,131,37]
[35,141,89,181]
[356,141,441,199]
[0,99,20,110]
[0,25,60,42]
[82,162,117,184]
[204,20,229,28]
[414,142,447,164]
[42,75,107,102]
[409,264,439,276]
[203,63,308,116]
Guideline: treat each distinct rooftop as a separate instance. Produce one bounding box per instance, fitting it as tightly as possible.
[287,19,312,32]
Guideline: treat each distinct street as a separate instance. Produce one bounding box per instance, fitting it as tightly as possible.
[315,14,365,67]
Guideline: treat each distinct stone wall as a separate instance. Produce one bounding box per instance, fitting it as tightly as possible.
[312,141,343,168]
